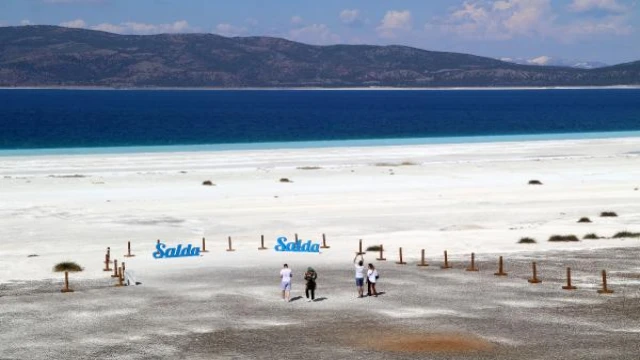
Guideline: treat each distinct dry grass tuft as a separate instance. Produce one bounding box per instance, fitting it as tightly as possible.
[297,166,322,170]
[577,217,592,223]
[279,178,293,183]
[53,262,83,272]
[518,237,536,244]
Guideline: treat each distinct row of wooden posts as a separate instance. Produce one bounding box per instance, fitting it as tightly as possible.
[102,246,129,287]
[103,236,614,294]
[368,242,614,294]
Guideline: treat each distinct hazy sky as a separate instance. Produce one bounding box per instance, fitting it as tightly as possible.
[1,0,638,64]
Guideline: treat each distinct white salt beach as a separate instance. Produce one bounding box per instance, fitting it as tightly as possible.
[1,137,639,284]
[1,137,640,359]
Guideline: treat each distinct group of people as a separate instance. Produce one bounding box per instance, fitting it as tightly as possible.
[278,255,379,302]
[279,264,317,302]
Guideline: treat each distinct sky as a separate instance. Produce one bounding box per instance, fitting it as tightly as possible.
[0,0,639,64]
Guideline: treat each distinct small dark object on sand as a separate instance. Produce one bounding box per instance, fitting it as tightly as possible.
[528,180,543,185]
[548,235,580,242]
[202,180,214,186]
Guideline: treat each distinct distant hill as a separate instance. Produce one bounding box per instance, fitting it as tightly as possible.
[0,25,639,88]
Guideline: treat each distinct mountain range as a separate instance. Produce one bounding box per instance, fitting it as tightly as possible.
[0,25,639,88]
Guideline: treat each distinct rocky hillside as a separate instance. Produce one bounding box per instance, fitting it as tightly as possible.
[0,25,638,87]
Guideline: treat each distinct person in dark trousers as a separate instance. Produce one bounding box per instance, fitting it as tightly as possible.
[367,263,378,297]
[304,267,317,302]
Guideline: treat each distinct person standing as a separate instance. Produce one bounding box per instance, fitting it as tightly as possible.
[280,264,292,302]
[367,263,378,297]
[304,267,317,302]
[353,254,365,298]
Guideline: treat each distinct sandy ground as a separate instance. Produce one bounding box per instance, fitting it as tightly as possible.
[1,137,640,359]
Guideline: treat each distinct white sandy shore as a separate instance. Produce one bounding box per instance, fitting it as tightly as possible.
[1,137,639,284]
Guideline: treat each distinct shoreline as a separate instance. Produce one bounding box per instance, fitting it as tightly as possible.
[2,131,640,158]
[2,85,640,91]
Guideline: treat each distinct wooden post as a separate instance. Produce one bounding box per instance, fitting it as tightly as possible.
[227,236,235,252]
[417,249,429,267]
[258,234,267,250]
[157,239,160,244]
[124,241,134,257]
[562,267,577,290]
[466,252,479,271]
[320,233,330,249]
[376,244,386,261]
[61,271,73,293]
[441,250,452,269]
[122,262,126,274]
[494,256,507,276]
[115,267,124,287]
[202,237,209,252]
[111,259,119,278]
[356,239,365,255]
[597,270,614,294]
[528,262,541,283]
[295,233,299,242]
[103,247,112,271]
[396,247,407,265]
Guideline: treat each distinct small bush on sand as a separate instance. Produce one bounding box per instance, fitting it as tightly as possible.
[297,166,322,170]
[528,180,543,185]
[612,231,640,238]
[583,233,601,240]
[374,161,417,167]
[279,178,292,183]
[366,245,382,251]
[202,180,214,186]
[577,217,592,223]
[600,211,618,217]
[518,237,536,244]
[548,235,580,242]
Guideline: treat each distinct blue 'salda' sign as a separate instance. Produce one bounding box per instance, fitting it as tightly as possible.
[153,242,201,259]
[274,236,320,253]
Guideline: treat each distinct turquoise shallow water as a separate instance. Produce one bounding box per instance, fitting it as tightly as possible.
[1,130,639,157]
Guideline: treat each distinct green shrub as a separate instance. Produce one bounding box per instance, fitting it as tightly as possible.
[600,211,618,217]
[518,237,536,244]
[577,217,592,223]
[612,231,640,238]
[528,180,543,185]
[583,233,601,240]
[548,235,580,242]
[366,245,382,251]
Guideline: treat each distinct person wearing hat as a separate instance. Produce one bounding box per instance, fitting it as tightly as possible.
[303,267,318,302]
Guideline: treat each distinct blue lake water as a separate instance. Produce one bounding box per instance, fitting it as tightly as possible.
[0,89,639,155]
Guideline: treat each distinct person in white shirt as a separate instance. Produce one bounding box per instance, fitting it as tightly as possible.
[353,254,365,298]
[367,263,378,297]
[280,264,292,302]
